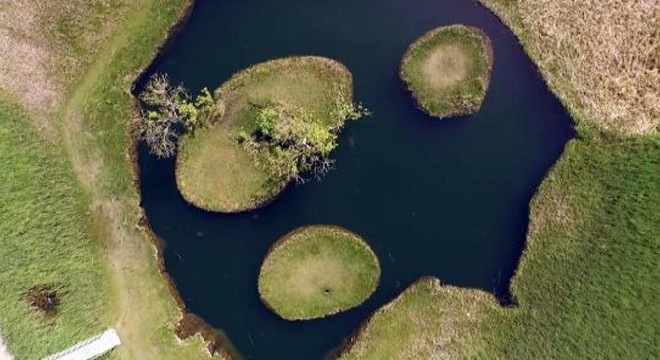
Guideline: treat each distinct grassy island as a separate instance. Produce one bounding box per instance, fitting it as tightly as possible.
[176,57,359,213]
[258,226,380,321]
[400,25,493,119]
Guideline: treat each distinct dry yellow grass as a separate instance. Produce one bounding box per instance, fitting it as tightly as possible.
[479,0,660,134]
[422,45,469,89]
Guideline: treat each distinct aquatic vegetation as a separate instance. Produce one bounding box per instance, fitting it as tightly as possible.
[258,226,381,320]
[400,25,493,119]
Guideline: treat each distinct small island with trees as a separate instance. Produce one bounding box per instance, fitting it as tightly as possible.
[137,56,367,213]
[258,226,381,321]
[400,25,493,119]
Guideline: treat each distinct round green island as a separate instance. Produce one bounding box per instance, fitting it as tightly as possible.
[176,56,355,212]
[400,25,493,119]
[258,225,381,321]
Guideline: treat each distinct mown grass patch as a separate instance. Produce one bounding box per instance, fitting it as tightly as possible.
[400,25,493,119]
[258,226,380,320]
[0,95,111,359]
[176,56,354,213]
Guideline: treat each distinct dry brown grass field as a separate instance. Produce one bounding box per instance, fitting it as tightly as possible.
[479,0,660,134]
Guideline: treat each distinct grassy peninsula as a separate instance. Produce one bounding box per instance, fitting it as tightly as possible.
[341,278,496,359]
[400,25,493,119]
[258,226,380,320]
[176,57,359,213]
[344,1,659,359]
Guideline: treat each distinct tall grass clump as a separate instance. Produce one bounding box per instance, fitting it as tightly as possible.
[0,96,111,359]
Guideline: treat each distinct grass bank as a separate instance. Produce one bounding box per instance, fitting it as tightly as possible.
[176,57,354,212]
[258,226,380,321]
[400,25,493,119]
[57,0,225,357]
[0,0,222,358]
[343,1,659,358]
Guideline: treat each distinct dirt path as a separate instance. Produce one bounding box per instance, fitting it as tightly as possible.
[0,329,13,360]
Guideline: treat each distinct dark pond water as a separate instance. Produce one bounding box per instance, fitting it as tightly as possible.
[137,0,574,358]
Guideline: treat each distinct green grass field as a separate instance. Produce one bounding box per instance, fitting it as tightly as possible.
[0,0,221,358]
[258,226,380,320]
[1,0,656,358]
[0,95,111,359]
[400,25,493,119]
[472,134,660,358]
[176,57,353,212]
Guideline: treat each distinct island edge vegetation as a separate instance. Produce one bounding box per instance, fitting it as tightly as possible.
[400,24,493,119]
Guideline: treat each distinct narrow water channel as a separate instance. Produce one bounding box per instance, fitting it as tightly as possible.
[137,0,574,358]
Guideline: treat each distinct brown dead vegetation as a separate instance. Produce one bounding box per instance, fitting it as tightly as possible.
[176,313,231,357]
[422,45,469,89]
[479,0,660,135]
[24,285,60,318]
[0,0,125,133]
[0,0,61,132]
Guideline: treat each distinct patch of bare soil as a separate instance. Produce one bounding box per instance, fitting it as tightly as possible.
[0,0,62,133]
[176,313,227,357]
[24,285,60,318]
[422,45,468,89]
